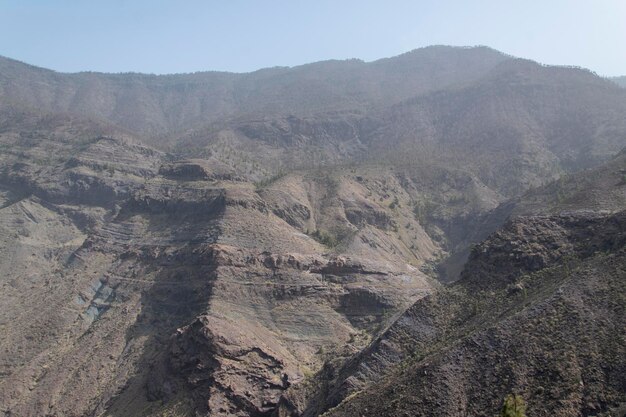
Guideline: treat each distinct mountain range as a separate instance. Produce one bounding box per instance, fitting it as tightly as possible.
[0,46,624,417]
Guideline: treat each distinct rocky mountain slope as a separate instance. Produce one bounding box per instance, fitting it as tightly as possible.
[0,112,441,416]
[172,59,626,198]
[0,47,625,417]
[290,151,626,417]
[318,212,626,417]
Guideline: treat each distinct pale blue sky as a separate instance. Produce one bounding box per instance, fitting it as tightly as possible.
[0,0,624,76]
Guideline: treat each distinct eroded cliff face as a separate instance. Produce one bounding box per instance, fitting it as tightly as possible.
[0,130,445,417]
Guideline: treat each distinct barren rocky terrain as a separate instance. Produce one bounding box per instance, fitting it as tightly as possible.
[0,46,624,416]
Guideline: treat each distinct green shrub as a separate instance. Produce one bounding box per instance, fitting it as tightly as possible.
[308,229,339,247]
[500,394,527,417]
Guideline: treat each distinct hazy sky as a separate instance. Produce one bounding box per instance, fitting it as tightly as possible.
[1,0,624,76]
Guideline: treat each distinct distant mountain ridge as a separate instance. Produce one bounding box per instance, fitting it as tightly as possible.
[168,56,626,199]
[0,46,510,136]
